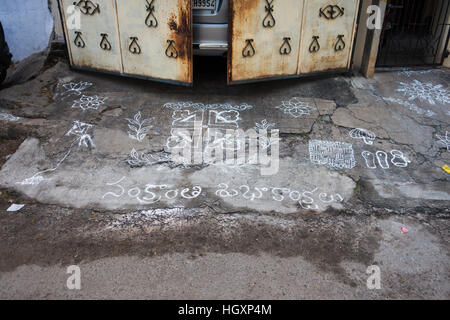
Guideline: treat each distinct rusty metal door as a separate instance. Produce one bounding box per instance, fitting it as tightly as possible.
[59,0,123,73]
[115,0,193,84]
[298,0,360,73]
[228,0,360,84]
[58,0,193,86]
[227,0,305,83]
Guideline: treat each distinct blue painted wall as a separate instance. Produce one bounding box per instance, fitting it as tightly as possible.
[0,0,54,62]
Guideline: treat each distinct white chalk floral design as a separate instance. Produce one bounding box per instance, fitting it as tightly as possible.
[276,97,311,118]
[72,95,108,111]
[127,148,172,167]
[255,119,276,131]
[62,81,93,96]
[125,111,154,142]
[436,131,450,152]
[254,119,280,150]
[396,80,450,105]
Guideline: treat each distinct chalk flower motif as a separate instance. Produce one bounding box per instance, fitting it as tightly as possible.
[436,131,450,152]
[72,95,108,111]
[276,97,311,118]
[127,148,171,167]
[254,119,280,150]
[126,111,154,142]
[255,119,276,131]
[396,80,450,105]
[62,81,93,95]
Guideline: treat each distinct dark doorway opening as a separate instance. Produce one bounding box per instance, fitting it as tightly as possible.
[376,0,450,67]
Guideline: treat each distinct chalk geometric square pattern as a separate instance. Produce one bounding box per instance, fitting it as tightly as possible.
[309,140,356,169]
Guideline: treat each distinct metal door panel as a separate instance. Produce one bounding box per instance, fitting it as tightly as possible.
[59,0,123,73]
[228,0,304,84]
[298,0,360,74]
[116,0,193,85]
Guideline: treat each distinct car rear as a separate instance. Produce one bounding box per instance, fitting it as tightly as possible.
[193,0,228,56]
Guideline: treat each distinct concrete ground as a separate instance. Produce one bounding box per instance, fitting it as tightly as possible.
[0,54,449,299]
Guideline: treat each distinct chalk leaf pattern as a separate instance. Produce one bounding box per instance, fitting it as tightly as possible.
[255,119,280,150]
[126,111,154,142]
[127,148,172,167]
[255,119,276,131]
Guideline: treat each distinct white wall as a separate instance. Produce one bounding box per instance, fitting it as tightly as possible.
[0,0,54,62]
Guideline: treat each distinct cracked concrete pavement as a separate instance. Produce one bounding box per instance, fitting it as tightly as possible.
[0,56,449,299]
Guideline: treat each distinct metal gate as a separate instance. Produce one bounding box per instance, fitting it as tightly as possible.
[228,0,361,84]
[377,0,450,67]
[58,0,193,86]
[59,1,361,85]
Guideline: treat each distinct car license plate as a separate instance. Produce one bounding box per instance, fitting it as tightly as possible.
[193,0,217,10]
